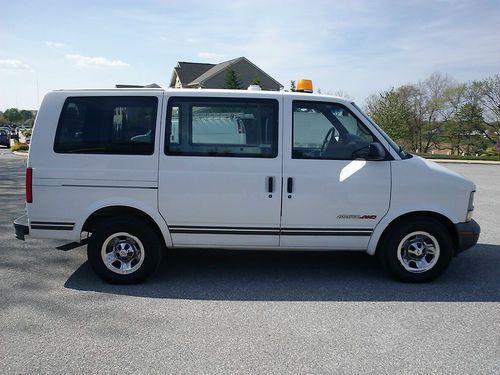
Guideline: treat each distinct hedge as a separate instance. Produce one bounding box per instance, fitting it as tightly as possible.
[11,143,29,152]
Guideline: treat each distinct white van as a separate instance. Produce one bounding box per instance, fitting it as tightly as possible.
[14,86,480,283]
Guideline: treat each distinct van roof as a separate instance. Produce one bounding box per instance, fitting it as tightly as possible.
[50,88,353,105]
[52,88,165,92]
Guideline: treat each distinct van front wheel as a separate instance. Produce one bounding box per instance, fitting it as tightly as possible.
[379,218,453,282]
[87,217,162,284]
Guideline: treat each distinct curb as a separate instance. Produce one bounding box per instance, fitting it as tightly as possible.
[12,151,29,157]
[429,159,500,165]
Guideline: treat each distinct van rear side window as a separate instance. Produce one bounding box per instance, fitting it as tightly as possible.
[54,96,158,155]
[166,97,278,158]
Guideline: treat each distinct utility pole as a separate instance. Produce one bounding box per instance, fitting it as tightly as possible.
[36,74,40,109]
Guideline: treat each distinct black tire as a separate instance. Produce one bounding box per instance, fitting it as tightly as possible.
[87,216,163,284]
[378,217,453,282]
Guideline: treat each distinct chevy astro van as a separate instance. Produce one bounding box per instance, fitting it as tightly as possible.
[14,83,480,283]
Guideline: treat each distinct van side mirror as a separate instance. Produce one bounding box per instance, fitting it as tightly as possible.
[366,142,386,160]
[352,142,386,161]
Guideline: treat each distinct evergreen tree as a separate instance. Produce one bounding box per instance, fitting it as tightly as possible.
[225,67,242,89]
[251,77,261,86]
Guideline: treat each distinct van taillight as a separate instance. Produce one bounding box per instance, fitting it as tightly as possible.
[26,167,33,203]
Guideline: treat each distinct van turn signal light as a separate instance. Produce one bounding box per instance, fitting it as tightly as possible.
[296,79,313,93]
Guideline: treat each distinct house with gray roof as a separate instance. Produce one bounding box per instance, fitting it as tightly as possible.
[169,57,283,91]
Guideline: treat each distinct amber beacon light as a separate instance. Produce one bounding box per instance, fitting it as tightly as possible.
[296,79,313,93]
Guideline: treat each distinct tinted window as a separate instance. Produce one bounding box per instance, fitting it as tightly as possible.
[54,96,158,154]
[293,101,376,160]
[166,97,278,158]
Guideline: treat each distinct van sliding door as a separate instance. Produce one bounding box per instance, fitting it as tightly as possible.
[159,94,283,248]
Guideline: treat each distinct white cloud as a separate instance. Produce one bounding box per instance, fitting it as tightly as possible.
[0,59,31,71]
[66,54,129,68]
[45,41,65,48]
[197,52,225,60]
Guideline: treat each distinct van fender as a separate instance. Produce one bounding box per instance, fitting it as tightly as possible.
[367,204,458,256]
[77,198,173,248]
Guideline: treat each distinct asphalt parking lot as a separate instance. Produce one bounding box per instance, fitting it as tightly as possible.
[1,147,499,374]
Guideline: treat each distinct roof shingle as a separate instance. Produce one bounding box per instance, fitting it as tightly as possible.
[175,62,215,87]
[187,57,242,86]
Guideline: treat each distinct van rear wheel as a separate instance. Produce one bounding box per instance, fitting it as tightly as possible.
[87,217,162,284]
[379,217,453,282]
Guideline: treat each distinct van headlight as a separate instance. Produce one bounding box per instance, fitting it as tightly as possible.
[466,191,475,222]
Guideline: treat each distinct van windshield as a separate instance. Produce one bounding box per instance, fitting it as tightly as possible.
[351,102,411,159]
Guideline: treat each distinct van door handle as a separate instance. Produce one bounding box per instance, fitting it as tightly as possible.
[287,177,293,194]
[267,176,274,193]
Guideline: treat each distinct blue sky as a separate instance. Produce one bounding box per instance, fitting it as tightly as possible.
[1,0,499,110]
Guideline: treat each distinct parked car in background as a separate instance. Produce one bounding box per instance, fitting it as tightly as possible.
[0,128,10,147]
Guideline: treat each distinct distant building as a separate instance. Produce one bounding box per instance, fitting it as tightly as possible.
[169,56,283,90]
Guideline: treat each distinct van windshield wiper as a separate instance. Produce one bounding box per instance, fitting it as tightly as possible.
[397,144,411,159]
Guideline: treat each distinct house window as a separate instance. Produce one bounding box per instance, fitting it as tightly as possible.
[165,97,279,158]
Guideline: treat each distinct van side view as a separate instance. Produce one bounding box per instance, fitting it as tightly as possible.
[14,86,480,283]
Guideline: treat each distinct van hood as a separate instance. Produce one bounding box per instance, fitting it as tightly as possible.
[412,155,476,191]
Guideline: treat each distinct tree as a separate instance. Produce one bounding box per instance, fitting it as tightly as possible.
[444,102,487,155]
[396,84,421,151]
[459,102,488,155]
[331,90,352,99]
[365,73,497,155]
[20,110,33,122]
[479,74,500,143]
[366,87,414,149]
[391,73,456,153]
[3,108,22,123]
[290,80,296,91]
[251,77,262,87]
[224,67,242,89]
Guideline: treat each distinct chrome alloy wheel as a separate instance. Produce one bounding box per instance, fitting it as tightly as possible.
[101,232,145,275]
[397,231,440,273]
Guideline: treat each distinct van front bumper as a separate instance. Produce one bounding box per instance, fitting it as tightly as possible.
[14,214,29,240]
[455,219,480,253]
